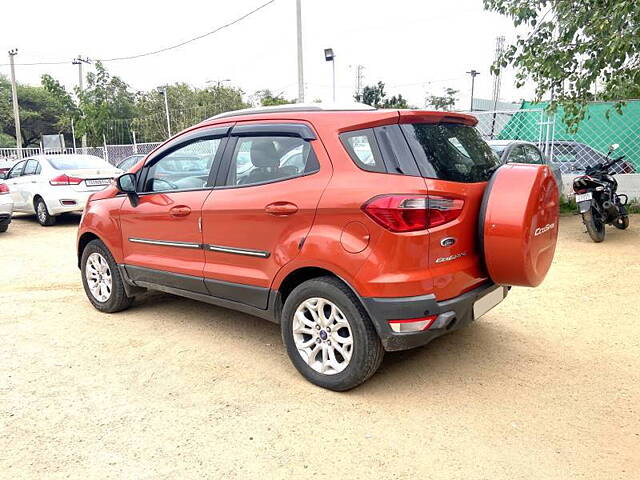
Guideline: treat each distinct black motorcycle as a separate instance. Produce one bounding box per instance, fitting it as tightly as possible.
[572,144,629,242]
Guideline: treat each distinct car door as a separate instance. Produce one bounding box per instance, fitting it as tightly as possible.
[200,123,331,309]
[119,127,229,293]
[19,159,41,210]
[4,160,26,210]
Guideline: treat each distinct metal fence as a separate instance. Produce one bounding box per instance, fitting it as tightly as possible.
[0,142,162,167]
[469,102,640,174]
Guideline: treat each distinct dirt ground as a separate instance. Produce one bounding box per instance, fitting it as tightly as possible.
[1,213,638,479]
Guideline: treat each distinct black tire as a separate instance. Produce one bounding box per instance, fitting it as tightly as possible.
[281,276,384,391]
[34,197,56,226]
[0,224,8,233]
[582,209,605,243]
[80,239,133,313]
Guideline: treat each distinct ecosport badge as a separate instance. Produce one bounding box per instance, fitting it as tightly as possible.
[435,252,467,263]
[534,223,555,236]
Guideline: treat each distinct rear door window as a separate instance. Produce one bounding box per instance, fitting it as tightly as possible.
[23,159,38,175]
[225,136,319,187]
[401,123,499,182]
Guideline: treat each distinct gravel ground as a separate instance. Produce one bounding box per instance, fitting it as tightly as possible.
[1,213,639,479]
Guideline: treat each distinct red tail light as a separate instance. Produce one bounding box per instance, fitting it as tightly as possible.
[0,183,9,194]
[362,194,464,232]
[50,174,83,186]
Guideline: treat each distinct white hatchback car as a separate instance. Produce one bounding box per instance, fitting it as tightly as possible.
[2,154,121,226]
[0,181,13,232]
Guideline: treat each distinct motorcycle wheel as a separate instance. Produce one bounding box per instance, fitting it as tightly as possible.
[582,209,605,242]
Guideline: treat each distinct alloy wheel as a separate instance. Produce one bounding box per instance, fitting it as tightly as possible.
[85,252,113,302]
[292,297,353,375]
[37,201,47,223]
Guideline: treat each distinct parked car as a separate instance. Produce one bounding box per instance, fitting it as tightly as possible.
[116,154,145,172]
[487,140,563,194]
[77,104,559,391]
[550,141,635,174]
[0,157,18,177]
[0,181,13,232]
[1,154,121,226]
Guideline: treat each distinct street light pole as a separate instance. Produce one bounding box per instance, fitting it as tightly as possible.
[296,0,304,103]
[332,59,336,102]
[8,49,22,153]
[159,87,171,138]
[324,48,336,102]
[466,69,480,111]
[73,56,91,150]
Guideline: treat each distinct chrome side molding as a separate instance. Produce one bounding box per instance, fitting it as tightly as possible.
[127,237,270,258]
[128,238,202,249]
[206,244,270,258]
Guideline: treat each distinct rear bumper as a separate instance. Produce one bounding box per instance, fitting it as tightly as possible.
[46,191,93,215]
[0,197,13,225]
[361,283,508,351]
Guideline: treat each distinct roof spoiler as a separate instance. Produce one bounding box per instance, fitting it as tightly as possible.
[397,111,478,126]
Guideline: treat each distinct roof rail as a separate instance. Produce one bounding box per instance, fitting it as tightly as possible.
[207,102,376,121]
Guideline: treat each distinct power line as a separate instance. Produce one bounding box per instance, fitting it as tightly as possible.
[0,0,276,67]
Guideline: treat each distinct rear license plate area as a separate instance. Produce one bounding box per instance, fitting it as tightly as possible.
[575,192,592,202]
[85,178,111,187]
[473,287,505,319]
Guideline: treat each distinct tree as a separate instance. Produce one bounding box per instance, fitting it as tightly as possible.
[355,81,410,108]
[253,89,294,106]
[0,75,73,147]
[42,74,80,137]
[133,83,248,142]
[484,0,640,126]
[75,61,136,145]
[426,87,459,111]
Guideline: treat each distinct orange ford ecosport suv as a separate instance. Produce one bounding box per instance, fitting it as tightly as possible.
[77,104,559,390]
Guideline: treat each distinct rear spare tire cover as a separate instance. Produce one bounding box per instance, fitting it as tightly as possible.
[480,164,559,287]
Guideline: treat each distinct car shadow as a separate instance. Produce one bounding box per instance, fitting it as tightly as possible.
[11,212,82,226]
[128,290,527,394]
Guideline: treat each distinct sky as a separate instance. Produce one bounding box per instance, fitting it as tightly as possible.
[0,0,537,110]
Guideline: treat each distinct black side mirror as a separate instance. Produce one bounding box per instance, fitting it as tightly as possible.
[116,173,139,207]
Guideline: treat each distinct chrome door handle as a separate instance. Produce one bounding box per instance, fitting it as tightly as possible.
[169,205,191,217]
[265,202,298,216]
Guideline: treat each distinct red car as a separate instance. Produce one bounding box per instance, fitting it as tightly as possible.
[77,104,559,390]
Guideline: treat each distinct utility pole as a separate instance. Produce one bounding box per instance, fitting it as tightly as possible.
[159,87,171,138]
[8,49,22,153]
[73,56,91,150]
[354,64,365,100]
[296,0,305,103]
[466,69,480,111]
[490,36,505,138]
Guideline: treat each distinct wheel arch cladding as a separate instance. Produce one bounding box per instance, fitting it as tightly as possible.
[277,267,367,314]
[77,232,100,268]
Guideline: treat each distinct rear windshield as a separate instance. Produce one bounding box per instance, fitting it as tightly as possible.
[402,124,499,183]
[47,156,108,170]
